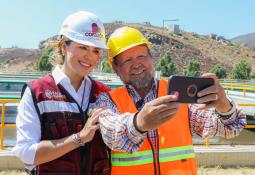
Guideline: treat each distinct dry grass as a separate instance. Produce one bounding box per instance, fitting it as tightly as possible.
[1,167,255,175]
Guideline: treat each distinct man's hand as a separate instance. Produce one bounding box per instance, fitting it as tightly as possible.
[136,93,180,132]
[196,73,232,112]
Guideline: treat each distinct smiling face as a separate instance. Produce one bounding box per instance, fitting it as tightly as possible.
[112,45,155,89]
[61,39,101,80]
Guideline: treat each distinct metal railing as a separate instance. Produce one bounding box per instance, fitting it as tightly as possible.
[224,84,255,97]
[204,103,255,147]
[0,99,20,150]
[0,100,255,150]
[0,77,255,149]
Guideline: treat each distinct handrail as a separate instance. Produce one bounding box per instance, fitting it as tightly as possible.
[224,85,255,97]
[0,99,20,150]
[204,103,255,147]
[0,99,255,150]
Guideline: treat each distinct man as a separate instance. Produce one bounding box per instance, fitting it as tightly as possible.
[90,26,246,175]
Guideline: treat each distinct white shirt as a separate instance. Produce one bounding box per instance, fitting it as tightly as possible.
[12,66,92,169]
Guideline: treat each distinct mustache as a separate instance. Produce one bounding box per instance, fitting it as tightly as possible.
[129,66,145,74]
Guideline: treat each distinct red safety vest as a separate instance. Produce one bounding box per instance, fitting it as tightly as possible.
[27,75,111,175]
[108,80,197,175]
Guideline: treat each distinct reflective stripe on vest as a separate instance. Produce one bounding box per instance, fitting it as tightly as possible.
[37,100,80,114]
[112,145,195,166]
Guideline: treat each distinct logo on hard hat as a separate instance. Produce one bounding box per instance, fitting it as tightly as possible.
[92,23,100,33]
[84,23,103,40]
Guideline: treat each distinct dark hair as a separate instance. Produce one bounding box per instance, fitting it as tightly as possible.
[112,56,119,66]
[64,40,72,46]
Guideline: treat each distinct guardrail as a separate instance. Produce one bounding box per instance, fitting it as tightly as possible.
[0,71,120,81]
[0,99,255,150]
[0,76,254,149]
[0,99,20,150]
[222,83,255,97]
[0,78,122,92]
[225,86,255,97]
[204,103,255,147]
[0,81,122,150]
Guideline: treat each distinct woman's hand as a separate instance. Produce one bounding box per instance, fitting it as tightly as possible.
[79,109,103,143]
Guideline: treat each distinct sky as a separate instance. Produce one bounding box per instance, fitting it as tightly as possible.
[0,0,254,48]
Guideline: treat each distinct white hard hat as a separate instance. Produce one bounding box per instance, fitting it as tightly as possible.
[59,11,107,49]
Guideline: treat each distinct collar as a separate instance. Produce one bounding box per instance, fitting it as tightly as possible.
[52,65,89,85]
[125,78,158,103]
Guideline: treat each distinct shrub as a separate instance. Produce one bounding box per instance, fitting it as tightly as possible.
[36,48,53,71]
[231,60,252,79]
[101,58,112,73]
[209,65,227,79]
[156,52,176,77]
[184,59,200,77]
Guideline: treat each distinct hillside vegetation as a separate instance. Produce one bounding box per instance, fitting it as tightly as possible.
[1,22,255,77]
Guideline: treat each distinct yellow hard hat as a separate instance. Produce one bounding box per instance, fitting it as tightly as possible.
[107,26,152,66]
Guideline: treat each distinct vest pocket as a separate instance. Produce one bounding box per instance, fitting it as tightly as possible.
[61,126,69,138]
[44,122,60,139]
[50,123,60,139]
[92,159,111,175]
[39,159,76,175]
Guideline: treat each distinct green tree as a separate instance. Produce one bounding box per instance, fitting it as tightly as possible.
[156,52,176,77]
[36,48,53,71]
[101,58,112,73]
[164,52,172,62]
[209,65,227,79]
[184,59,200,77]
[167,63,176,74]
[231,59,252,79]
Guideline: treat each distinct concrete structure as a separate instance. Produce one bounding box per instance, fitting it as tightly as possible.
[0,149,24,170]
[1,145,255,170]
[195,145,255,167]
[168,24,180,35]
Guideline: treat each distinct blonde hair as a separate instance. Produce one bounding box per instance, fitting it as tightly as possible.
[47,37,65,66]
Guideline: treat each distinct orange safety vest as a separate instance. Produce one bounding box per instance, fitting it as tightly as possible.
[108,80,197,175]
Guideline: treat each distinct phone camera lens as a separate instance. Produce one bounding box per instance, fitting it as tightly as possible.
[187,84,197,97]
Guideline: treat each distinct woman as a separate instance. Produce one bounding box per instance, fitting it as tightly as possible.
[13,11,110,175]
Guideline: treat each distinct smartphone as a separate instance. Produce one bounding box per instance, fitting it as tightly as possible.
[167,75,214,103]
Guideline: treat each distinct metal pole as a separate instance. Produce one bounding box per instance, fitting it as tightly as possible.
[0,103,6,150]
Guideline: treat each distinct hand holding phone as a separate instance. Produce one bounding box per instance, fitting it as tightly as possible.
[167,75,214,103]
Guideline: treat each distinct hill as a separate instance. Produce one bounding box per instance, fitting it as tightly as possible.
[1,22,255,76]
[0,48,41,72]
[231,33,255,48]
[104,22,255,75]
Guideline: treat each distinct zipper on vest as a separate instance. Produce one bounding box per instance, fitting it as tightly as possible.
[147,131,159,175]
[156,131,161,175]
[58,84,89,175]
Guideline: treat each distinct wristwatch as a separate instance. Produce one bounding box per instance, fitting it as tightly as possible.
[72,132,85,146]
[215,96,236,120]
